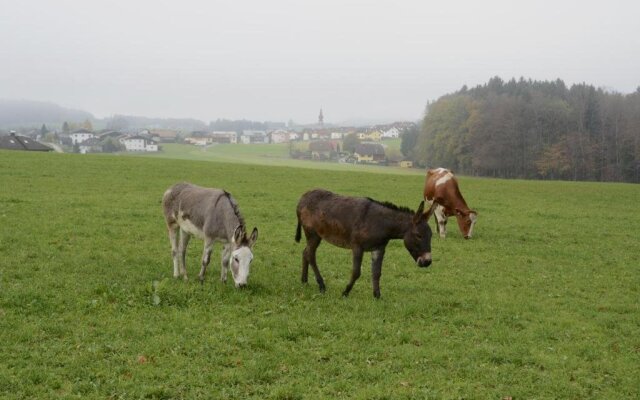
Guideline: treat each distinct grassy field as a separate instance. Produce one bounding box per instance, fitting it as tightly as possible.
[1,150,639,399]
[135,141,413,176]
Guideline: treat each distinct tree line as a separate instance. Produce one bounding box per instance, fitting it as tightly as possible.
[405,77,640,182]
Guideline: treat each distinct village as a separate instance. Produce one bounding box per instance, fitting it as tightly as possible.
[1,113,417,167]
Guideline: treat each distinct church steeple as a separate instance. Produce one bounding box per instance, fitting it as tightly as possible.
[318,108,324,126]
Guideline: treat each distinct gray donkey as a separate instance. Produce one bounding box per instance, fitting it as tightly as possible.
[162,183,258,287]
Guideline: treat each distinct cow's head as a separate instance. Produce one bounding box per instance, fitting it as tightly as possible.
[455,209,477,239]
[230,225,259,288]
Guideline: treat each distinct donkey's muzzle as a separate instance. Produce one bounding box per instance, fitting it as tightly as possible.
[417,254,432,268]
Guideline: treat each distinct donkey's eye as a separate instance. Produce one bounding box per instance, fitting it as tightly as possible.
[234,257,239,263]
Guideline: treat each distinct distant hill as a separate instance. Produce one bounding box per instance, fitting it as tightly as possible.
[0,99,94,128]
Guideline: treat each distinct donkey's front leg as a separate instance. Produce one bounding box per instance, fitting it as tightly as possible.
[343,247,364,297]
[198,238,214,284]
[371,248,385,299]
[220,244,231,284]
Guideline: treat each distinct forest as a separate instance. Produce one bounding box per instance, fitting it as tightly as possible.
[410,77,640,182]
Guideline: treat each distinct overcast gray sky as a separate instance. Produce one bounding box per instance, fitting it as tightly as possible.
[1,0,639,124]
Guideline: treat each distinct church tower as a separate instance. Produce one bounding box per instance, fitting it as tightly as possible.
[318,108,324,127]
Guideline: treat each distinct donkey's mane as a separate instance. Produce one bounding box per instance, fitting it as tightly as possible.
[366,197,414,214]
[223,190,246,227]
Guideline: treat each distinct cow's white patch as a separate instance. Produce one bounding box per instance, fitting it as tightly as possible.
[435,167,447,174]
[435,172,453,187]
[177,212,205,239]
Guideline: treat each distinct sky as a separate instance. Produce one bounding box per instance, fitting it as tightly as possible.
[1,0,639,124]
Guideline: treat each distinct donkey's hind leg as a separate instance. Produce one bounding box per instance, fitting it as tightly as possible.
[198,237,214,283]
[168,225,180,278]
[178,228,191,280]
[303,232,325,292]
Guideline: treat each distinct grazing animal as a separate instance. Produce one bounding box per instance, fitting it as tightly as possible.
[162,183,258,288]
[423,168,477,239]
[295,189,436,298]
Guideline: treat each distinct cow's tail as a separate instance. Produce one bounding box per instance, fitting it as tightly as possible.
[295,218,302,243]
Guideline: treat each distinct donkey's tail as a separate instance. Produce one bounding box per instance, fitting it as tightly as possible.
[295,219,302,243]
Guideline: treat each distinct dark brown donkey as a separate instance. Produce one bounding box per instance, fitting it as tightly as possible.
[295,189,436,298]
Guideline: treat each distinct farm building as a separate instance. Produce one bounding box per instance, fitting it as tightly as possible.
[309,140,339,160]
[241,130,268,144]
[357,130,382,141]
[381,127,400,139]
[120,135,158,152]
[0,132,52,152]
[150,129,180,143]
[210,131,237,144]
[354,143,385,164]
[399,160,413,168]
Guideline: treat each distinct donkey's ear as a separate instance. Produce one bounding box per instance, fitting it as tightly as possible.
[233,225,244,245]
[424,202,437,221]
[413,201,425,223]
[248,227,258,247]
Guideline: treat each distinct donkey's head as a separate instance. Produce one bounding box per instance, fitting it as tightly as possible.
[230,225,259,288]
[403,201,435,268]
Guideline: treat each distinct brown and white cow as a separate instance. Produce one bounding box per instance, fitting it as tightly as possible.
[423,168,477,239]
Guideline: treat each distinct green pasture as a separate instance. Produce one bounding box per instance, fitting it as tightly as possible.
[136,142,411,175]
[0,150,638,399]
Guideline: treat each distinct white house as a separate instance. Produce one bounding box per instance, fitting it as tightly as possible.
[382,127,400,139]
[120,135,159,152]
[70,129,96,144]
[269,129,293,144]
[330,132,343,140]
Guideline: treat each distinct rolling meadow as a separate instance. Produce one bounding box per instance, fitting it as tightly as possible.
[0,148,639,399]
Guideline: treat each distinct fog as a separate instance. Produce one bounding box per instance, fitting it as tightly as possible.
[1,0,638,124]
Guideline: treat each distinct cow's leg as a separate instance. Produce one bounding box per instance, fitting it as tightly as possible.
[198,237,214,283]
[178,228,191,280]
[343,247,364,297]
[435,205,447,238]
[303,232,325,292]
[371,248,385,299]
[220,244,231,283]
[168,225,180,278]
